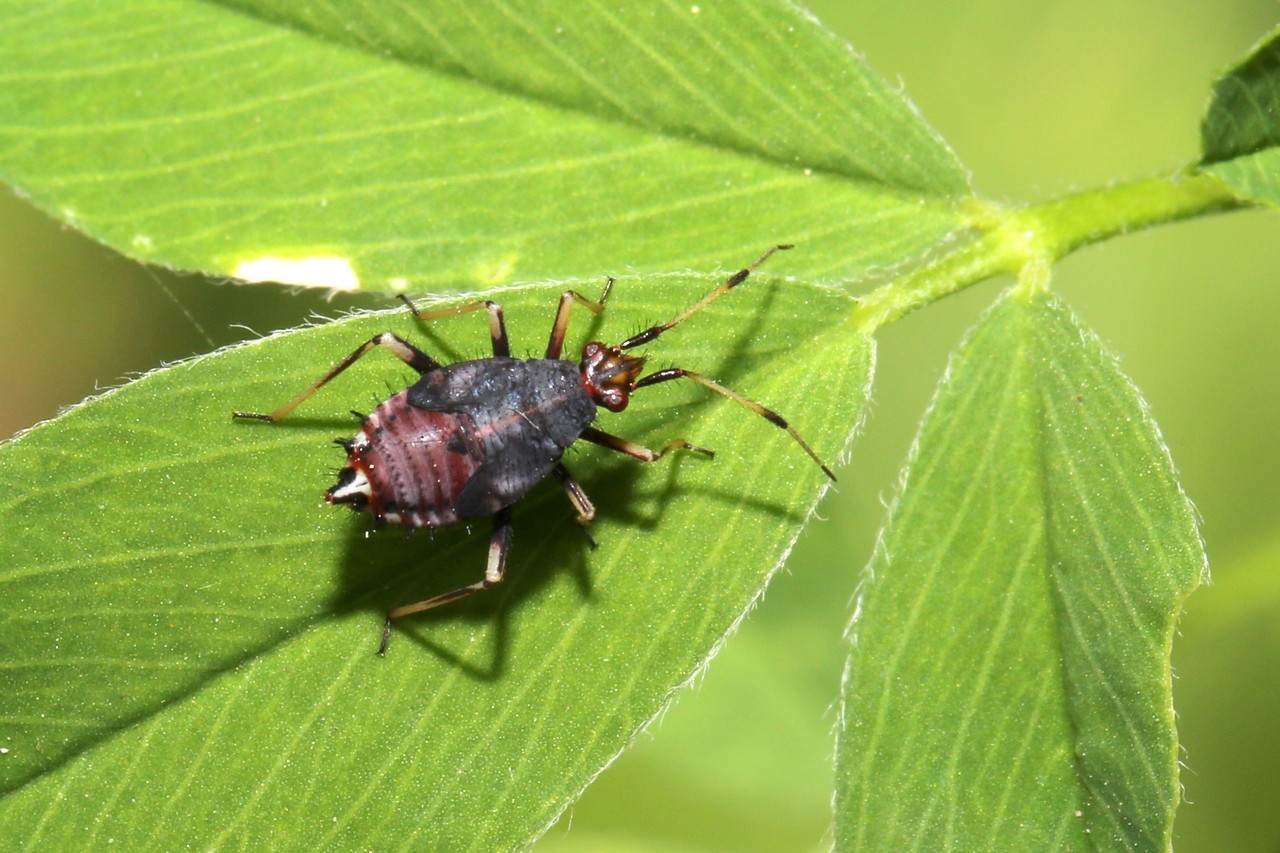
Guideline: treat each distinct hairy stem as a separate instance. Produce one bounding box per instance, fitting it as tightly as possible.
[852,170,1249,333]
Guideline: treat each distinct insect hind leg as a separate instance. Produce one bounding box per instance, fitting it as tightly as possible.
[378,507,513,655]
[232,332,441,423]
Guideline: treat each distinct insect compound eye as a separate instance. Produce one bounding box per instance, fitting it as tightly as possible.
[603,389,628,412]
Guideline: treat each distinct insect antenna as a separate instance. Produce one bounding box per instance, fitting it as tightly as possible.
[633,367,836,481]
[619,244,793,350]
[615,244,834,479]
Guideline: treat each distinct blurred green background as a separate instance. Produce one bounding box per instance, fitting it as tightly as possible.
[1,1,1277,850]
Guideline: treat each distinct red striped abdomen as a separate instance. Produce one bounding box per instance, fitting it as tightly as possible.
[326,390,484,528]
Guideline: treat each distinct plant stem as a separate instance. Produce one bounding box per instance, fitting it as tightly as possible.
[852,170,1249,333]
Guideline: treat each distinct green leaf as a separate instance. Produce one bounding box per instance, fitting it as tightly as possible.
[836,290,1206,850]
[0,0,970,292]
[1172,538,1280,851]
[1200,25,1280,206]
[0,274,869,849]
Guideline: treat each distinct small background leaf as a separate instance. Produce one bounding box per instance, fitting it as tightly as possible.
[837,290,1206,849]
[0,276,868,848]
[1201,26,1280,206]
[0,0,969,291]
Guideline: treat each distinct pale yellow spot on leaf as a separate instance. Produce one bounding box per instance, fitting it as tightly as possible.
[475,254,519,286]
[232,256,359,291]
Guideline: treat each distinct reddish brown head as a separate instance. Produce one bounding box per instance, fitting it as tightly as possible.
[580,341,647,412]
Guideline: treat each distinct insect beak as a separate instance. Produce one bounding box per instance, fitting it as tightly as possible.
[614,353,647,383]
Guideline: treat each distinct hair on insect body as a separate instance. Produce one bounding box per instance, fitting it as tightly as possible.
[234,245,835,654]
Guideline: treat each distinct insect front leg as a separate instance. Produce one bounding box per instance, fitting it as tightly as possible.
[378,507,514,655]
[545,278,613,359]
[232,333,441,423]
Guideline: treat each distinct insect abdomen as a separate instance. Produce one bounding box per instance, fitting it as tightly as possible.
[327,390,483,528]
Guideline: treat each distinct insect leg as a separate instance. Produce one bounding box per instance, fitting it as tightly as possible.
[399,296,511,358]
[378,507,513,655]
[553,462,598,547]
[552,463,596,524]
[232,333,440,423]
[619,244,792,349]
[545,278,613,359]
[633,368,836,481]
[579,426,714,463]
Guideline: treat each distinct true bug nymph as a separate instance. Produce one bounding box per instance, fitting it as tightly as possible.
[234,245,834,654]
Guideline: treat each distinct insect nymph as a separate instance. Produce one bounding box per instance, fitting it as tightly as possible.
[234,245,834,653]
